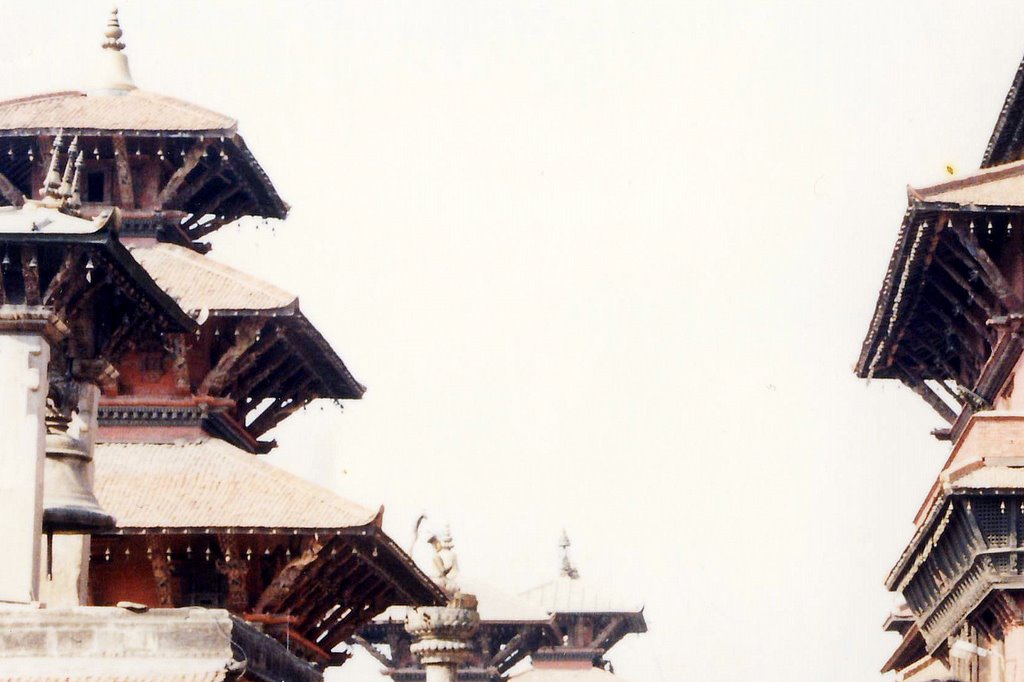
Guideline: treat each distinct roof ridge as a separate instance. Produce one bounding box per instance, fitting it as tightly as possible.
[0,90,85,108]
[911,158,1024,199]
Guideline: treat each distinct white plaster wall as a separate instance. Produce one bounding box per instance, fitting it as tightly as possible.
[0,331,48,603]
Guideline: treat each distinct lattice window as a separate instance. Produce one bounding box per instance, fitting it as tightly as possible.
[973,498,1010,572]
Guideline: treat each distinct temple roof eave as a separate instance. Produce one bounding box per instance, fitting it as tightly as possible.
[0,209,196,334]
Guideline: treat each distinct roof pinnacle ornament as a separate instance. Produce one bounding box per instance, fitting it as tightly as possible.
[58,136,79,199]
[41,133,65,203]
[95,7,136,93]
[103,8,125,51]
[67,152,85,213]
[559,529,580,579]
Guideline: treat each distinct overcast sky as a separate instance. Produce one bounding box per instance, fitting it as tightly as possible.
[6,2,1024,680]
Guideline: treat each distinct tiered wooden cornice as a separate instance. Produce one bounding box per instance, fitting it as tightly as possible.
[0,224,194,375]
[857,207,1024,427]
[357,619,559,682]
[0,133,286,246]
[886,491,1024,655]
[90,529,444,670]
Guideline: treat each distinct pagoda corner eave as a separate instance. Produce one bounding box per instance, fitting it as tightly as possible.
[854,197,1024,425]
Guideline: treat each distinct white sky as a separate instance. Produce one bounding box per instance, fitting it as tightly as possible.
[5,2,1024,680]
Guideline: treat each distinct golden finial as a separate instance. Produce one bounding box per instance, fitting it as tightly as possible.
[103,8,125,51]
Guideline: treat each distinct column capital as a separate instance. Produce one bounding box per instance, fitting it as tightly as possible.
[406,593,480,667]
[0,306,67,344]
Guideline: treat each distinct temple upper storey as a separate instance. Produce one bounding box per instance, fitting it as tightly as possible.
[0,9,286,249]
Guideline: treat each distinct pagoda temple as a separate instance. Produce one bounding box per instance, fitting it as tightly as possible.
[356,532,645,681]
[857,43,1024,682]
[0,10,443,679]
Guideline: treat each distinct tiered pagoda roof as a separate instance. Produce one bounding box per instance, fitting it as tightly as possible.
[860,42,1024,680]
[0,10,444,676]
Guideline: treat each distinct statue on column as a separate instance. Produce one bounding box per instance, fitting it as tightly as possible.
[427,526,460,597]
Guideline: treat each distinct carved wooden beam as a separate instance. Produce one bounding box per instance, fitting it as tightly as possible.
[21,245,40,305]
[223,326,282,391]
[489,630,527,668]
[43,250,78,305]
[112,136,135,208]
[951,223,1022,311]
[253,539,325,614]
[156,142,209,208]
[104,309,148,360]
[199,318,264,395]
[351,634,395,668]
[147,537,175,608]
[350,542,421,608]
[215,535,249,613]
[319,580,390,652]
[165,333,191,393]
[927,279,991,341]
[245,362,306,408]
[292,553,366,627]
[934,251,999,319]
[183,184,240,230]
[921,294,983,352]
[0,171,25,207]
[248,392,312,438]
[286,548,361,620]
[174,158,222,207]
[230,345,290,406]
[312,568,382,632]
[895,361,958,423]
[591,615,625,649]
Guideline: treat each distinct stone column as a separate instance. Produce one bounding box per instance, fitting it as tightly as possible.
[0,309,61,604]
[406,593,480,682]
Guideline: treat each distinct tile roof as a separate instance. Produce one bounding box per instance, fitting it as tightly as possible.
[0,90,236,135]
[950,465,1024,490]
[93,440,379,530]
[0,203,108,234]
[508,667,622,682]
[910,159,1024,207]
[520,576,644,615]
[0,671,225,682]
[376,575,553,624]
[129,243,296,315]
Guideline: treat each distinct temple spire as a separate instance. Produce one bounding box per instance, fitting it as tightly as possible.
[41,134,65,203]
[67,152,85,213]
[58,137,79,199]
[559,529,580,579]
[95,8,136,93]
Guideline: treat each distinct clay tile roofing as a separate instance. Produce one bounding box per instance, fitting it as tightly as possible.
[129,243,296,314]
[0,673,225,682]
[910,159,1024,207]
[0,90,236,135]
[93,440,379,531]
[507,668,623,682]
[377,575,554,624]
[520,575,644,616]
